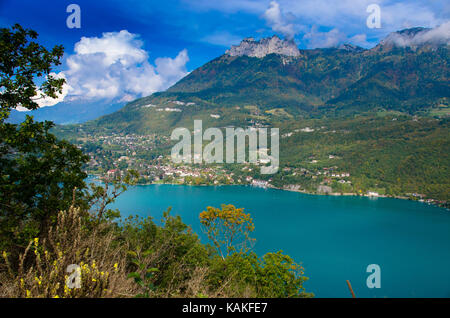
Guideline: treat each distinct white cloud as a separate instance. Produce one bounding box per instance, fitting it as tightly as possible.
[155,49,190,84]
[348,33,372,47]
[263,1,297,40]
[73,31,148,67]
[64,30,189,101]
[418,22,450,44]
[303,26,345,48]
[19,30,190,110]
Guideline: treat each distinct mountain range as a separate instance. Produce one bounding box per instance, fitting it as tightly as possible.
[68,27,449,135]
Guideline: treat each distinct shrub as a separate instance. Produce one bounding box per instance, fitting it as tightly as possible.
[1,206,134,298]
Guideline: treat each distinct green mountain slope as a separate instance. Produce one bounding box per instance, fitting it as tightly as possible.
[328,46,449,113]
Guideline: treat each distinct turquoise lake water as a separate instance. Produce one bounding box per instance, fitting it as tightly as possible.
[107,184,450,298]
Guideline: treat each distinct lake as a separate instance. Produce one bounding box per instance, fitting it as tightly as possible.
[107,183,450,298]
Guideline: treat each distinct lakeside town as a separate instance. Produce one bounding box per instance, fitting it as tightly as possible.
[76,131,447,208]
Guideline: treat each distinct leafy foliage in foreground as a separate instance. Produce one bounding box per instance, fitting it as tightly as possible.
[0,23,89,255]
[0,117,88,252]
[0,24,65,120]
[1,203,312,298]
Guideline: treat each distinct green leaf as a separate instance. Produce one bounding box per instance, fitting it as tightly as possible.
[127,272,140,280]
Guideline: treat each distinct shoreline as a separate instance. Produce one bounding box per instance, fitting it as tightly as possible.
[266,185,447,210]
[87,174,448,209]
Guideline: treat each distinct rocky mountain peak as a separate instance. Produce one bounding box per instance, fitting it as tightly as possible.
[225,35,300,58]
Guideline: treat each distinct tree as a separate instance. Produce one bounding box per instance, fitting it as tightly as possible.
[0,24,87,253]
[199,204,255,259]
[87,169,139,221]
[208,251,312,297]
[0,24,65,121]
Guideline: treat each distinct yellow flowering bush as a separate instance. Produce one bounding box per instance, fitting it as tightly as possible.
[200,204,255,258]
[1,206,133,298]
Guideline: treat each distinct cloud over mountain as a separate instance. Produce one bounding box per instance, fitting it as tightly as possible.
[263,1,298,40]
[303,27,344,48]
[381,21,450,47]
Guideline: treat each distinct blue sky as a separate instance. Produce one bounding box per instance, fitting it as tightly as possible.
[1,0,448,111]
